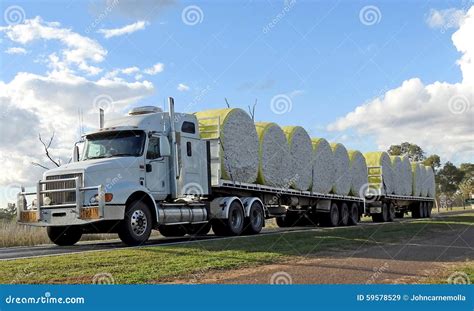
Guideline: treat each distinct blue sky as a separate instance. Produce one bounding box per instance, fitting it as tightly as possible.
[0,0,473,206]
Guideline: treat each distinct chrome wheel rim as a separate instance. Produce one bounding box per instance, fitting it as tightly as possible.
[131,210,147,236]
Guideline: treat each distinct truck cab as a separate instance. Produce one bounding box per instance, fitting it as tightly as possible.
[17,101,211,246]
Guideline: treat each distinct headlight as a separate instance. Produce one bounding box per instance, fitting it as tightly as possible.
[89,193,113,204]
[43,196,52,206]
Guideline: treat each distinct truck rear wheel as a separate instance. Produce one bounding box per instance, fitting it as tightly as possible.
[159,225,187,237]
[212,201,244,236]
[321,203,339,227]
[348,203,359,226]
[243,201,264,235]
[47,226,82,246]
[118,200,152,246]
[339,202,349,226]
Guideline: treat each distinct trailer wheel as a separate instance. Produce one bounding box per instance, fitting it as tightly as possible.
[243,201,264,235]
[388,203,395,222]
[412,202,422,218]
[118,200,152,246]
[47,226,82,246]
[212,200,244,236]
[348,203,359,226]
[339,203,349,226]
[372,202,389,222]
[420,202,427,218]
[275,212,298,227]
[159,225,187,237]
[426,203,432,218]
[321,203,339,227]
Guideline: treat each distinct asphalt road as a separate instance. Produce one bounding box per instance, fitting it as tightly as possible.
[1,210,471,261]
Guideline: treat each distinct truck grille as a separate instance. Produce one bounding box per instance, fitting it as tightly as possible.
[45,173,82,205]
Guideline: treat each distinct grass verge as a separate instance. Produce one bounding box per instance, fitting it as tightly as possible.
[0,213,472,284]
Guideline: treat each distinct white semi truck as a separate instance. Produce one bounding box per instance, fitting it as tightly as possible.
[17,97,433,246]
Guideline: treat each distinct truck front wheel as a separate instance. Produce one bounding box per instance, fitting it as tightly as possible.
[118,200,152,246]
[47,226,82,246]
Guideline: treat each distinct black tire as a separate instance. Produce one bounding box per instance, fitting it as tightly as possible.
[243,201,264,235]
[275,215,289,228]
[211,200,244,236]
[159,225,187,237]
[426,203,432,218]
[118,200,152,246]
[275,212,298,227]
[372,203,389,222]
[47,226,82,246]
[395,211,404,219]
[412,202,422,218]
[187,223,211,236]
[321,203,339,227]
[420,202,426,218]
[348,203,359,226]
[388,203,395,222]
[339,202,349,226]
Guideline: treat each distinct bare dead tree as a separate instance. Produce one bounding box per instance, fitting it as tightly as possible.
[31,132,61,169]
[248,99,257,121]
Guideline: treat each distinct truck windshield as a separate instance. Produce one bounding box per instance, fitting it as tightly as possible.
[82,130,146,160]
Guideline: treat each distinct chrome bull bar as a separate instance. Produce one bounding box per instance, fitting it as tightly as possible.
[17,177,105,223]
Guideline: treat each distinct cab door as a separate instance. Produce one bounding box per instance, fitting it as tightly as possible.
[145,135,169,200]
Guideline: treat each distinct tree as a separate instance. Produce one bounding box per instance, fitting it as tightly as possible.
[387,142,425,161]
[436,162,465,194]
[0,203,16,220]
[458,178,473,200]
[31,132,62,170]
[423,154,441,171]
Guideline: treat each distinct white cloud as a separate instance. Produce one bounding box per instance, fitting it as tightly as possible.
[177,83,190,92]
[5,47,27,54]
[98,20,148,39]
[426,8,465,29]
[0,17,155,191]
[0,17,106,75]
[144,62,164,75]
[328,6,474,164]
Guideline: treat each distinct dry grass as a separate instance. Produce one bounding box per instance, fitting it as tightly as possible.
[0,220,117,248]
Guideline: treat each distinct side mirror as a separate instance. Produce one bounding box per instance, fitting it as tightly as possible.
[159,137,171,157]
[72,145,79,162]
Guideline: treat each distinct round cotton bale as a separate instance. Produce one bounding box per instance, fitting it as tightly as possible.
[390,156,403,195]
[411,163,423,197]
[195,108,258,183]
[255,122,291,187]
[281,126,312,190]
[364,152,395,195]
[348,150,368,197]
[311,138,335,194]
[420,165,429,197]
[400,157,413,196]
[425,166,436,198]
[330,143,351,195]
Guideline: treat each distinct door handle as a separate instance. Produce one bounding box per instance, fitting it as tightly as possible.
[146,164,152,172]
